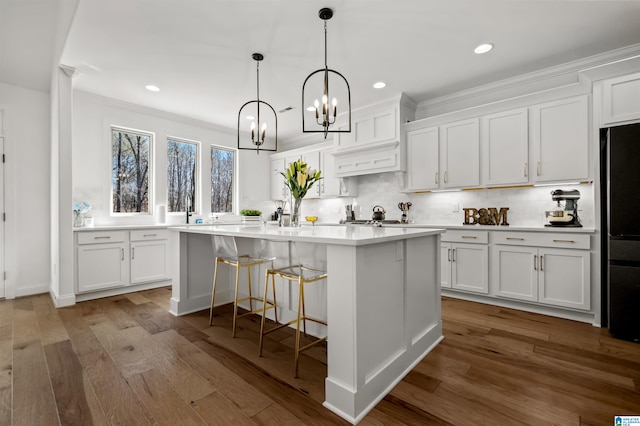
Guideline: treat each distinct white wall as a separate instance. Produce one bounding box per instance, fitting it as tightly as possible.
[72,91,272,226]
[0,82,52,297]
[300,173,594,227]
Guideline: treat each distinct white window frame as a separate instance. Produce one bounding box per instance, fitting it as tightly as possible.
[166,136,201,215]
[110,125,154,216]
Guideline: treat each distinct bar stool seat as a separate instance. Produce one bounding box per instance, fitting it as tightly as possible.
[259,252,327,377]
[209,235,277,338]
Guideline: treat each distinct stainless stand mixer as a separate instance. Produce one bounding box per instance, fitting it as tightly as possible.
[545,189,582,227]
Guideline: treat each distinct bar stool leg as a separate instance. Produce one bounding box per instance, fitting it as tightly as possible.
[209,258,221,326]
[232,264,241,338]
[271,270,278,324]
[247,264,254,312]
[259,269,271,357]
[301,280,307,337]
[294,277,304,378]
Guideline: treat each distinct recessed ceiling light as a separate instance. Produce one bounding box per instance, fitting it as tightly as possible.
[474,43,493,54]
[373,81,386,89]
[145,85,160,92]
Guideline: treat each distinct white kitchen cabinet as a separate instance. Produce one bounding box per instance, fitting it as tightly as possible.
[441,230,488,294]
[602,71,640,125]
[76,231,128,293]
[406,126,439,191]
[130,230,169,284]
[482,108,529,186]
[530,95,589,183]
[271,156,300,201]
[440,118,480,188]
[320,149,341,197]
[491,232,590,310]
[76,229,170,294]
[334,105,397,149]
[301,151,321,198]
[270,158,287,201]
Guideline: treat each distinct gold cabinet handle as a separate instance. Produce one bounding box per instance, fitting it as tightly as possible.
[553,239,575,243]
[435,172,438,185]
[461,235,477,239]
[132,247,135,260]
[94,236,111,239]
[447,248,451,262]
[452,248,456,262]
[524,163,528,177]
[121,248,124,261]
[506,237,525,241]
[540,255,543,271]
[536,161,541,176]
[143,233,157,237]
[444,171,448,184]
[534,255,537,271]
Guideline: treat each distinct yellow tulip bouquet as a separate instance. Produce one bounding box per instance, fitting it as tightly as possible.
[280,159,322,226]
[281,159,322,200]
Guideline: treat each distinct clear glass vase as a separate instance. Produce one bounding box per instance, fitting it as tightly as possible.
[291,197,303,227]
[73,211,84,227]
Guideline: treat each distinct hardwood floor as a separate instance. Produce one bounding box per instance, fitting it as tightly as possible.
[2,288,639,425]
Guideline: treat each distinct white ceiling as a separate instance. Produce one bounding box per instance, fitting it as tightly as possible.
[4,1,640,140]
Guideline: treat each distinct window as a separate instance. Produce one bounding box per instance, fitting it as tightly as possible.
[211,146,234,213]
[112,127,152,213]
[167,138,198,213]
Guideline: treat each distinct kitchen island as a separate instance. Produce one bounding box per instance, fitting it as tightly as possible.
[168,224,445,424]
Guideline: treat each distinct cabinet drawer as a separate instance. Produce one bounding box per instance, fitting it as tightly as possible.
[130,229,168,241]
[494,232,590,250]
[442,230,488,244]
[77,231,127,245]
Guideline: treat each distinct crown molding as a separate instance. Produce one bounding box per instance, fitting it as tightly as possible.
[416,43,640,119]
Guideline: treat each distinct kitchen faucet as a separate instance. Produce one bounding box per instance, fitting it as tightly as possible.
[186,194,193,224]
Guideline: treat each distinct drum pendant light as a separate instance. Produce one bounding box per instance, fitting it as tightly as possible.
[302,7,351,139]
[237,53,277,153]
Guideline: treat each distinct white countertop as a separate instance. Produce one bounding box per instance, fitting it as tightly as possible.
[384,223,596,233]
[169,224,445,246]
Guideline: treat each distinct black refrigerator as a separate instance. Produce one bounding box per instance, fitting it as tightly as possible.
[602,123,640,342]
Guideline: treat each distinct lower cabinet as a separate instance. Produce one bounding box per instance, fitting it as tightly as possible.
[441,230,488,294]
[76,229,169,294]
[491,232,591,311]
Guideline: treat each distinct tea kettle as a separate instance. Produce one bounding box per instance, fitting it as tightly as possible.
[372,205,386,221]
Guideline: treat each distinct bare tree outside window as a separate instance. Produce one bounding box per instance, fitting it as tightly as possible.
[167,139,197,212]
[112,127,151,213]
[211,147,234,213]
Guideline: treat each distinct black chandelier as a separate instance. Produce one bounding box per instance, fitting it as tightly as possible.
[238,53,277,154]
[302,7,351,139]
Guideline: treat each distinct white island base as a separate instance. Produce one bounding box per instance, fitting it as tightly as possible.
[168,225,444,424]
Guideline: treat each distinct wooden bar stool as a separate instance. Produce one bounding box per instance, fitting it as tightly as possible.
[209,235,277,338]
[258,242,327,377]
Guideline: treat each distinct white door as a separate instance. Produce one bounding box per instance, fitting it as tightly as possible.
[492,245,538,302]
[482,108,529,186]
[440,243,452,288]
[441,118,480,188]
[130,241,169,284]
[451,243,489,294]
[406,126,439,190]
[538,248,590,310]
[0,136,4,298]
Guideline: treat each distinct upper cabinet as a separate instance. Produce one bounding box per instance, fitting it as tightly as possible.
[404,118,481,191]
[332,94,416,178]
[403,93,589,191]
[270,143,357,201]
[440,118,480,188]
[530,95,589,183]
[482,108,529,186]
[406,126,439,191]
[602,72,640,125]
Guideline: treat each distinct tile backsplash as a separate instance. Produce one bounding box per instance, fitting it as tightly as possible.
[298,172,594,227]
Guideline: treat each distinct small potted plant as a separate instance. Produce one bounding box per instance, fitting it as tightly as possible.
[240,209,262,223]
